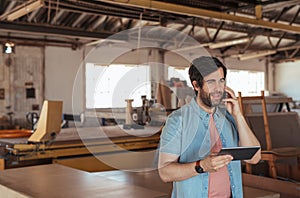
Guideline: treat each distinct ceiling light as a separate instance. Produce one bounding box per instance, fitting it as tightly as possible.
[237,50,277,61]
[6,0,43,21]
[3,42,15,54]
[209,37,250,49]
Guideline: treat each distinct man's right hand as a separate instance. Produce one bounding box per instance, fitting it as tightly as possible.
[200,154,233,172]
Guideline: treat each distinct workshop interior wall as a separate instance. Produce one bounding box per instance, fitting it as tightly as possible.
[275,60,300,101]
[0,46,44,129]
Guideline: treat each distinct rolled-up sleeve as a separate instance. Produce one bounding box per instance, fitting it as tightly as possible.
[159,111,182,156]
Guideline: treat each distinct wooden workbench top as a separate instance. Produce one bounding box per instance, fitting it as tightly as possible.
[93,170,282,198]
[0,126,162,168]
[0,125,162,145]
[0,164,284,198]
[0,164,168,198]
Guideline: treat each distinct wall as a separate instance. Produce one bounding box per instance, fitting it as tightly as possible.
[275,60,300,101]
[44,47,272,115]
[0,46,44,128]
[0,44,284,127]
[45,46,84,114]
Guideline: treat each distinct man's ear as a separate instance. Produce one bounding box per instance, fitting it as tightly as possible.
[192,80,200,92]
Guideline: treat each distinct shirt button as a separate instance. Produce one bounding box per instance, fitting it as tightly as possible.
[232,185,235,188]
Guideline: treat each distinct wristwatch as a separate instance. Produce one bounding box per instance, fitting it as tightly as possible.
[195,160,205,174]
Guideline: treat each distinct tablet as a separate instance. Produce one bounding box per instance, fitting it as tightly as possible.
[218,146,260,160]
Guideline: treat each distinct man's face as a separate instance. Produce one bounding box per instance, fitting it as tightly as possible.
[199,68,226,107]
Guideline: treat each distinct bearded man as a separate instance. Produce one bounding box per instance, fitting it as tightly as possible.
[158,56,261,198]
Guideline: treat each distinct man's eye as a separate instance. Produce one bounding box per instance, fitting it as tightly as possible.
[206,80,215,84]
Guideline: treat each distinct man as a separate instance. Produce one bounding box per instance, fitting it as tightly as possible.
[158,56,261,197]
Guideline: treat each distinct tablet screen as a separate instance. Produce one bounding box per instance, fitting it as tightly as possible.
[218,146,260,160]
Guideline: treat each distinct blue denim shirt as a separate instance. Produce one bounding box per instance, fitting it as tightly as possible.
[159,97,243,198]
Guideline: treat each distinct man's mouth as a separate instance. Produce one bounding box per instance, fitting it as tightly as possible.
[210,92,223,100]
[210,93,223,101]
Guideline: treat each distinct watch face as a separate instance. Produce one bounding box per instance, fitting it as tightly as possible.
[195,165,204,173]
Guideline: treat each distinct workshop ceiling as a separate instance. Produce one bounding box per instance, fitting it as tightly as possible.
[1,0,300,62]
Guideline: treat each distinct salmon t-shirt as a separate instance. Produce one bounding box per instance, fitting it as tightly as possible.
[208,114,231,198]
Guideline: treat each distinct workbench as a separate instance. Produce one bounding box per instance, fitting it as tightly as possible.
[0,164,287,198]
[0,125,161,171]
[0,164,168,198]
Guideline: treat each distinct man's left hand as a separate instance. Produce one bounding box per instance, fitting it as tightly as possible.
[223,86,242,117]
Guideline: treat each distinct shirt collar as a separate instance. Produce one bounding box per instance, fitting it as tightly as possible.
[190,97,209,119]
[190,97,226,120]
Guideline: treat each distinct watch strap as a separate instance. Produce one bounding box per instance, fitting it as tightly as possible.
[196,160,200,167]
[195,160,205,174]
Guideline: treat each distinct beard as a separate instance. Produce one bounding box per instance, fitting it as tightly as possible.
[199,88,224,107]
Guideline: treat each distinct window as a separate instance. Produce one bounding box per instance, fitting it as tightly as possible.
[168,67,265,96]
[226,70,265,96]
[86,64,264,109]
[86,63,150,108]
[168,67,192,87]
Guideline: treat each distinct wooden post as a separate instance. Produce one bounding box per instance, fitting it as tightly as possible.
[0,158,5,170]
[125,99,134,125]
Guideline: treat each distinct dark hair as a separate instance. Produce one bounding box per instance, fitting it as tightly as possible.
[188,56,227,95]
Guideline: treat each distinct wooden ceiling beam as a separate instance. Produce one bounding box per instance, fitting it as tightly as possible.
[0,21,115,40]
[99,0,300,34]
[0,0,44,21]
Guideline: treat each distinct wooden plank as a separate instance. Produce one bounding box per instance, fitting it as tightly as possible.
[53,156,116,172]
[53,151,157,172]
[13,134,160,152]
[0,158,5,170]
[93,169,281,198]
[17,140,159,161]
[28,100,63,143]
[0,164,168,198]
[245,112,300,149]
[241,97,293,104]
[93,169,172,194]
[0,125,162,144]
[1,126,161,170]
[242,173,300,198]
[243,186,279,198]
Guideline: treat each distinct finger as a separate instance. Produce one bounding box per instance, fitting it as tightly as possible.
[223,98,238,103]
[221,154,234,160]
[205,155,233,171]
[211,154,232,161]
[212,159,232,170]
[210,152,218,157]
[225,87,237,99]
[212,155,233,165]
[225,86,234,93]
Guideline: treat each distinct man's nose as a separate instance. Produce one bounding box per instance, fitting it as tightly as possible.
[215,81,224,91]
